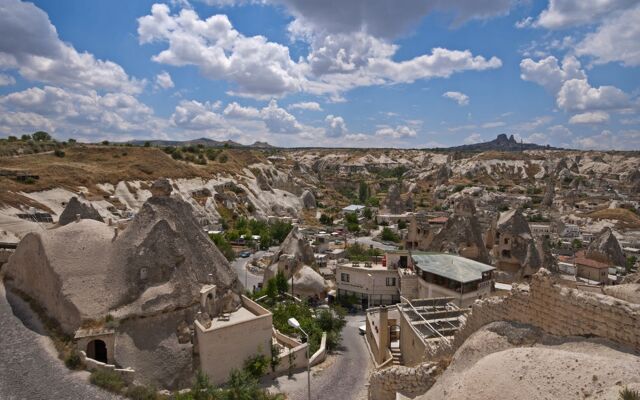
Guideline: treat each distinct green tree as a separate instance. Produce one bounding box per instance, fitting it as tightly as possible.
[572,238,583,250]
[626,256,637,272]
[265,278,278,300]
[397,220,407,229]
[274,271,289,294]
[259,229,272,250]
[363,208,373,220]
[358,181,369,203]
[319,213,333,226]
[209,233,236,261]
[270,220,293,244]
[381,227,400,242]
[21,134,31,141]
[32,131,51,141]
[143,141,151,147]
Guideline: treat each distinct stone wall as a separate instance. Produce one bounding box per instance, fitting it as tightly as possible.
[368,362,439,400]
[446,269,640,356]
[368,269,640,400]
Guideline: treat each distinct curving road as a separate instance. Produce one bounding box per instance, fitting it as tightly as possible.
[0,281,121,400]
[268,314,371,400]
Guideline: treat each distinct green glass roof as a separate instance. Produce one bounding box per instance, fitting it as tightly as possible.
[411,253,495,283]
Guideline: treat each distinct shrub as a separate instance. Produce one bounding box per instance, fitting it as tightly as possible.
[33,131,52,141]
[620,387,640,400]
[54,149,65,157]
[126,385,160,400]
[64,350,83,370]
[243,353,269,379]
[90,369,125,393]
[209,233,235,261]
[218,153,228,163]
[143,141,151,147]
[319,214,333,226]
[101,140,110,145]
[381,227,400,242]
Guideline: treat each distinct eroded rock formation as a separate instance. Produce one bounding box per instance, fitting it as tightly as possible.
[4,179,242,389]
[58,197,104,226]
[586,227,626,266]
[428,197,490,264]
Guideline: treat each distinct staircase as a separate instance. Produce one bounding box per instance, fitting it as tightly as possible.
[390,342,403,366]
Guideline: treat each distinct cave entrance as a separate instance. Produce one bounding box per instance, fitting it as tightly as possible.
[87,339,108,363]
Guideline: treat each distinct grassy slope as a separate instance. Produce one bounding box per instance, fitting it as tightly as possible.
[0,145,266,208]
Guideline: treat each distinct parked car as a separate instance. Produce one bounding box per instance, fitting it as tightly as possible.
[239,251,251,258]
[358,324,366,335]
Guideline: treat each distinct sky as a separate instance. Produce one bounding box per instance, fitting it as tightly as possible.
[0,0,639,149]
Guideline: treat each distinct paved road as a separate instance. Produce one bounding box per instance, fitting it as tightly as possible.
[268,314,371,400]
[230,252,265,291]
[0,281,121,400]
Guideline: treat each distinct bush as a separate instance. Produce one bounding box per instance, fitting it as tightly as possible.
[319,213,333,226]
[143,141,151,147]
[126,385,160,400]
[33,131,52,141]
[218,153,228,163]
[64,350,83,370]
[209,233,235,261]
[346,222,360,232]
[54,149,65,157]
[101,140,110,145]
[90,369,126,393]
[381,227,400,242]
[620,387,640,400]
[243,354,269,379]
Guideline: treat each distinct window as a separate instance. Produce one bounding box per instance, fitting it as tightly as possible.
[341,273,350,283]
[386,277,396,286]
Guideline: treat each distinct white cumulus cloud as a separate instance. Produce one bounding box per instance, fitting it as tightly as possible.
[155,71,175,89]
[442,91,469,106]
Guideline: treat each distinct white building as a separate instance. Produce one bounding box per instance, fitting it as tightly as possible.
[336,261,400,308]
[561,224,580,238]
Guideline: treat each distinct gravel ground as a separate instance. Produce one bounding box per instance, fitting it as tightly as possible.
[267,314,371,400]
[0,281,121,400]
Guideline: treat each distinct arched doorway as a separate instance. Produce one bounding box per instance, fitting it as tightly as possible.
[86,339,108,363]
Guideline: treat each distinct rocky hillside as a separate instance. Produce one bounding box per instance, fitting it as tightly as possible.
[1,141,639,242]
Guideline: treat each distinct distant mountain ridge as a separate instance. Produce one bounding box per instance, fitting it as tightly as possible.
[128,137,274,149]
[126,134,553,151]
[447,134,555,152]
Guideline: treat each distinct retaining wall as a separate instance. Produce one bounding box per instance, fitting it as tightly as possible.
[446,269,640,356]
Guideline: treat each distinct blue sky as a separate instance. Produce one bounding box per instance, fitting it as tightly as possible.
[0,0,639,149]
